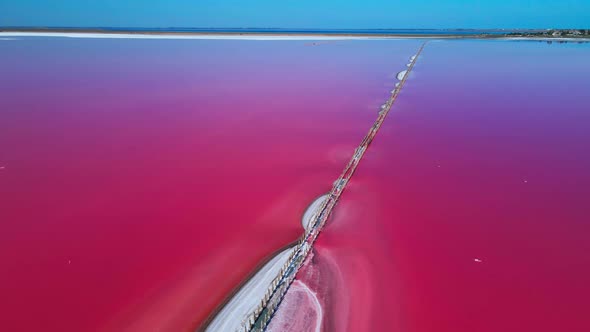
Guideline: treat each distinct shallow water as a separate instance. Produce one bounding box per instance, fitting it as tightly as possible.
[0,37,420,330]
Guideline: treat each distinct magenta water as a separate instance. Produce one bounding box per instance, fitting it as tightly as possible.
[0,37,422,331]
[296,40,590,331]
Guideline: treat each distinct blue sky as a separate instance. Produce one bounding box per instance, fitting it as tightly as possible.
[1,0,589,29]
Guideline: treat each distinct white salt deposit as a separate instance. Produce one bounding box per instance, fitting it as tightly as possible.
[0,32,399,41]
[204,247,297,332]
[302,194,329,231]
[205,194,329,331]
[266,280,323,332]
[397,70,408,81]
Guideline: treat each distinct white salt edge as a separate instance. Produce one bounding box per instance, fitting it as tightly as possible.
[397,70,408,81]
[302,194,329,230]
[0,32,409,41]
[204,247,297,332]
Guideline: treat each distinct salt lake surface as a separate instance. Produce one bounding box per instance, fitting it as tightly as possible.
[0,37,421,331]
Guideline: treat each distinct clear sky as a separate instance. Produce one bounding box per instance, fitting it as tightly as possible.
[1,0,589,29]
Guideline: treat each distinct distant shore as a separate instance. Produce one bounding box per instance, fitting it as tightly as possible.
[2,28,589,41]
[0,29,492,39]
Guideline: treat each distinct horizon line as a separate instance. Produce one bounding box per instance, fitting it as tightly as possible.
[4,26,585,31]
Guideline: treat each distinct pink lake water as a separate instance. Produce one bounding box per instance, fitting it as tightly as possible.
[0,37,421,331]
[291,40,590,331]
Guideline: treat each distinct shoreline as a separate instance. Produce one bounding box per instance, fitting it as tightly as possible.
[0,31,470,40]
[2,30,590,41]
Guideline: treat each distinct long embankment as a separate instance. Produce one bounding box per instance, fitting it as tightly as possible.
[238,42,428,332]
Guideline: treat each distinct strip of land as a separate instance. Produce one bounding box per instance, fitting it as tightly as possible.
[1,29,589,41]
[204,247,297,332]
[203,195,329,332]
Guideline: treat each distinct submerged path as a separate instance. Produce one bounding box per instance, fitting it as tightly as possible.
[240,42,428,332]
